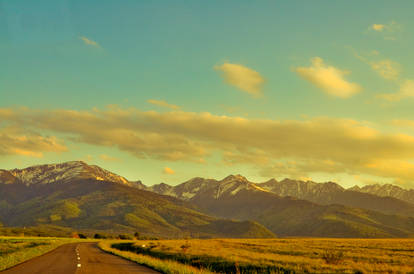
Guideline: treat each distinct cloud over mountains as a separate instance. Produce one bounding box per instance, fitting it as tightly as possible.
[2,106,414,186]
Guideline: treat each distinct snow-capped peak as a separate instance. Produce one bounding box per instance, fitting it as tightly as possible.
[7,161,132,186]
[216,174,269,197]
[221,174,248,183]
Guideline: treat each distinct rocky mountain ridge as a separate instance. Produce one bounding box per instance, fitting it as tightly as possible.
[3,161,414,238]
[151,176,414,218]
[0,162,274,238]
[350,184,414,205]
[2,161,145,188]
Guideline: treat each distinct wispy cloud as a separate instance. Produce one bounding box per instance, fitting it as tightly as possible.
[99,154,118,162]
[147,99,180,110]
[371,24,385,32]
[370,59,400,80]
[353,50,413,102]
[84,155,94,162]
[295,57,361,98]
[163,167,175,175]
[378,80,414,102]
[79,36,100,47]
[354,51,401,81]
[369,21,402,40]
[214,62,264,97]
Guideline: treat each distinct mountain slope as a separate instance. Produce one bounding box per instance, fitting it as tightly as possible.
[257,179,414,217]
[0,163,274,238]
[151,176,414,238]
[350,184,414,205]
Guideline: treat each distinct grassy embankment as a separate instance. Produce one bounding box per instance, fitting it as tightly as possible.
[104,238,414,274]
[0,237,83,271]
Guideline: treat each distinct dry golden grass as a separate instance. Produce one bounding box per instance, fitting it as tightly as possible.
[99,241,214,274]
[111,238,414,273]
[0,237,83,271]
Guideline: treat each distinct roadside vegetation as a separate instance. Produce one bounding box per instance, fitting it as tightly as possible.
[107,238,414,273]
[0,230,142,271]
[99,241,214,274]
[0,237,82,271]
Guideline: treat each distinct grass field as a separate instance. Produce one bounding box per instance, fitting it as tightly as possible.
[99,241,213,274]
[108,238,414,273]
[0,237,82,271]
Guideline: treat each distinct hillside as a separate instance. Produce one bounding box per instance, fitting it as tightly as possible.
[151,175,414,237]
[0,162,274,239]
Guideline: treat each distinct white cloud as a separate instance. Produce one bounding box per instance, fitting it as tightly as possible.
[147,99,180,110]
[0,126,67,157]
[378,80,414,102]
[163,167,175,175]
[4,106,414,184]
[370,59,400,80]
[100,154,118,162]
[214,63,264,97]
[371,24,385,32]
[369,21,402,40]
[79,36,100,47]
[295,57,361,98]
[354,51,400,81]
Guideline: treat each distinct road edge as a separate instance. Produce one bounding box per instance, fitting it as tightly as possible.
[0,242,78,272]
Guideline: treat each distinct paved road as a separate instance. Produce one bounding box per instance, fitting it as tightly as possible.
[2,242,160,274]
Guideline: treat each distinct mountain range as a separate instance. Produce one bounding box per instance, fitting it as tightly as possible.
[149,175,414,238]
[349,184,414,205]
[0,162,273,238]
[257,178,414,217]
[1,161,414,238]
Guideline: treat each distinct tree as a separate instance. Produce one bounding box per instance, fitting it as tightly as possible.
[118,234,132,240]
[94,233,106,239]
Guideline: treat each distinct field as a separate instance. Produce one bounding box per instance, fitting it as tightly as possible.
[0,237,81,271]
[106,238,414,273]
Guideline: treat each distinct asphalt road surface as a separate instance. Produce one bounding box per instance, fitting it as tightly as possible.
[2,242,160,274]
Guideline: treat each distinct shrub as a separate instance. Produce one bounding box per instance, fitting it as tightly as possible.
[180,243,191,252]
[322,250,344,264]
[118,234,133,240]
[94,233,106,239]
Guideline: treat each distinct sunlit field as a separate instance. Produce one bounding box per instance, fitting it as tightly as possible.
[0,237,81,271]
[107,238,414,273]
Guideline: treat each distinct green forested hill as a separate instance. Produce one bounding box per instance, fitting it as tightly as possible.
[192,187,414,238]
[0,179,274,238]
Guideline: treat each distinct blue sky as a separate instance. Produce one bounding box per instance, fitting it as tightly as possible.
[2,1,414,187]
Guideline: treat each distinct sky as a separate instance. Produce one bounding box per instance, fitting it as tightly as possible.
[2,1,414,188]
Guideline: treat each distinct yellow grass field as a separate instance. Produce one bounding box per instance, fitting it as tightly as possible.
[108,238,414,273]
[0,237,83,271]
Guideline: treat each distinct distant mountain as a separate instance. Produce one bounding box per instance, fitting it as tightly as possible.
[257,178,414,217]
[350,184,414,205]
[151,175,414,238]
[148,182,174,195]
[7,161,133,186]
[151,175,267,201]
[0,162,274,239]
